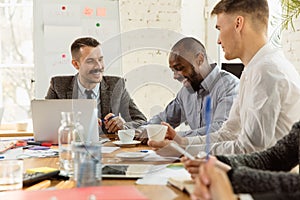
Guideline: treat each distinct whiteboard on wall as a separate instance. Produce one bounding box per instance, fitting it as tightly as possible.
[33,0,121,98]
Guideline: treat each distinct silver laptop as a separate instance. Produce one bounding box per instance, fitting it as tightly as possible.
[31,99,99,144]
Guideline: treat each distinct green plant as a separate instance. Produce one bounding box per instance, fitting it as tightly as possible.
[281,0,300,30]
[269,0,300,47]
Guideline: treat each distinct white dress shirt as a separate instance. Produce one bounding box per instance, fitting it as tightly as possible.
[77,78,100,100]
[186,43,300,155]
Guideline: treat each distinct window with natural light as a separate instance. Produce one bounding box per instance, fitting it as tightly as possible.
[0,0,33,124]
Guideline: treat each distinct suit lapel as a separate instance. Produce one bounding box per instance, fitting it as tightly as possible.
[67,75,78,99]
[100,77,112,116]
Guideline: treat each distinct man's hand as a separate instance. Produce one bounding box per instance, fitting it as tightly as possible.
[181,155,232,180]
[147,140,183,158]
[161,122,177,140]
[148,122,187,148]
[148,139,171,149]
[103,113,125,133]
[181,156,206,179]
[192,157,236,200]
[134,126,148,145]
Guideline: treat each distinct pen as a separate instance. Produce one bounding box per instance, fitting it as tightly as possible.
[0,156,5,159]
[140,150,149,153]
[101,115,116,123]
[205,95,211,160]
[28,146,50,150]
[170,142,195,160]
[27,141,52,147]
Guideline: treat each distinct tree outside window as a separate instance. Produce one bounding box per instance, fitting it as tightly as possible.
[0,0,34,123]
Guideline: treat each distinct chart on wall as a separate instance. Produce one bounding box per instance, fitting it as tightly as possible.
[33,0,121,98]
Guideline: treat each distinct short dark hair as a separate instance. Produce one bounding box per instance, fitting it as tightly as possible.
[71,37,100,60]
[211,0,269,28]
[171,37,208,63]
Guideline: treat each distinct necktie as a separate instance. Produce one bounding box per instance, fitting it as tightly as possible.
[85,90,93,99]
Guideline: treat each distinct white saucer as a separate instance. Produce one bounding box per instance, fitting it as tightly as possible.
[116,152,147,161]
[112,140,141,147]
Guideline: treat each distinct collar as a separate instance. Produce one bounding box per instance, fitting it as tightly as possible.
[244,43,273,72]
[76,76,100,97]
[199,63,219,93]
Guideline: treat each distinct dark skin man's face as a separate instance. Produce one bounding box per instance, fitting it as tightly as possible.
[169,53,203,93]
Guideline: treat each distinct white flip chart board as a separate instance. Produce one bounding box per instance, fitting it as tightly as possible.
[33,0,121,98]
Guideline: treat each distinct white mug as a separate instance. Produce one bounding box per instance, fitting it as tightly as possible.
[146,124,167,141]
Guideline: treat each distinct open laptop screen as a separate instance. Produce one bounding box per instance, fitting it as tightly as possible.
[31,99,99,144]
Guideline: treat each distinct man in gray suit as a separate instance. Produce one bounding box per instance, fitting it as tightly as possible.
[45,37,147,134]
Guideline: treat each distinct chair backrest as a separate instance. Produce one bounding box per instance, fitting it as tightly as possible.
[221,63,244,79]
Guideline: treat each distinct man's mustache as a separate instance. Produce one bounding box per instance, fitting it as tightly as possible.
[175,75,185,82]
[89,69,104,74]
[176,75,191,83]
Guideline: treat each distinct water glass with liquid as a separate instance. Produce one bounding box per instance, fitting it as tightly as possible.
[72,142,102,187]
[0,160,23,191]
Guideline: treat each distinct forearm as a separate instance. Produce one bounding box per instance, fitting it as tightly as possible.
[186,127,237,145]
[228,166,300,194]
[124,119,146,129]
[120,97,147,129]
[216,127,299,171]
[251,191,300,200]
[177,121,224,137]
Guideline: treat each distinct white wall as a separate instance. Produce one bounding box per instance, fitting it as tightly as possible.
[118,0,221,119]
[119,0,183,119]
[118,0,300,119]
[282,18,300,73]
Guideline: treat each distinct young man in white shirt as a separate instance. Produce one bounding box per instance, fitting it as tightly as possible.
[148,0,300,156]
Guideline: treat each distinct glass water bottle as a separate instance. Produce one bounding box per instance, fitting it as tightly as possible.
[58,111,84,177]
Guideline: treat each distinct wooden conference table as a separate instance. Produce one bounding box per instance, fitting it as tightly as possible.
[23,141,190,200]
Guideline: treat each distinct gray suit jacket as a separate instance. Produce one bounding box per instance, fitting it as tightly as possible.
[45,75,147,133]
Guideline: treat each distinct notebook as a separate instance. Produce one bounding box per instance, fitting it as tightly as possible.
[31,99,99,144]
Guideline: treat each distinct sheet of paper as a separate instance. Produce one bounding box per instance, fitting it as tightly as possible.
[0,147,23,160]
[20,149,59,158]
[142,150,179,162]
[136,164,189,185]
[101,146,119,154]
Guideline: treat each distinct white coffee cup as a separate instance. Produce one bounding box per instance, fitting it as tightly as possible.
[16,122,28,131]
[146,124,168,141]
[118,129,135,143]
